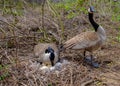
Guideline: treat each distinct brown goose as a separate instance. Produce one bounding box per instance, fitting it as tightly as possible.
[62,6,106,67]
[33,43,59,66]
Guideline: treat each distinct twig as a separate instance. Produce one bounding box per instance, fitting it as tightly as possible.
[70,67,73,86]
[46,0,64,44]
[19,83,28,86]
[0,17,19,57]
[41,0,45,30]
[41,0,47,39]
[48,30,60,41]
[0,18,20,33]
[0,27,6,37]
[81,79,94,86]
[4,49,13,64]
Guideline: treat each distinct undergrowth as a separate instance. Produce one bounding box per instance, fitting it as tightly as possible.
[0,64,9,81]
[0,0,120,85]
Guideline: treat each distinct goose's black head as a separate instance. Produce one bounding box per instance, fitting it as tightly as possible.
[88,6,99,32]
[45,47,54,53]
[88,6,95,13]
[45,47,55,66]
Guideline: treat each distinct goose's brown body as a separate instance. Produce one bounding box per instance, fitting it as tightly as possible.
[34,43,59,65]
[64,31,102,53]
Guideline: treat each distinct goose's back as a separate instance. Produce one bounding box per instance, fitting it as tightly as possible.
[64,31,101,50]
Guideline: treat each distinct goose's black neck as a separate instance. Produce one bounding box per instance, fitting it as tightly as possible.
[50,52,55,66]
[89,13,99,32]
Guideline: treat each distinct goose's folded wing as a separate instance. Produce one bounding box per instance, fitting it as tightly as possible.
[63,32,100,50]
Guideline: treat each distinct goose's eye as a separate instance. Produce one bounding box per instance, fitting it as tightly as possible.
[45,49,48,53]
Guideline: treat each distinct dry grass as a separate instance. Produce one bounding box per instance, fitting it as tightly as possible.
[0,0,120,86]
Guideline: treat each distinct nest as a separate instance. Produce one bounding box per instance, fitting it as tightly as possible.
[0,56,96,86]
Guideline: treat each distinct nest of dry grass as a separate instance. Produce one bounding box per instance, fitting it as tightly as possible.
[1,57,95,86]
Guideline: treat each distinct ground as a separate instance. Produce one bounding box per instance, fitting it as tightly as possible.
[0,6,120,86]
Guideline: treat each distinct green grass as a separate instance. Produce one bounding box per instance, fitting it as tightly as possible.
[0,64,9,81]
[116,36,120,42]
[0,0,24,16]
[111,1,120,21]
[50,0,86,19]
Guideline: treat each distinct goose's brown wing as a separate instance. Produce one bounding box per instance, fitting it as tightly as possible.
[64,32,100,50]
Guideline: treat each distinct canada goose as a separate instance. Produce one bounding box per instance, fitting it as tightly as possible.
[33,43,59,66]
[61,6,106,67]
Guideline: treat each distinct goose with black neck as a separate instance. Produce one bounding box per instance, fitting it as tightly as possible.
[34,43,60,66]
[61,6,106,68]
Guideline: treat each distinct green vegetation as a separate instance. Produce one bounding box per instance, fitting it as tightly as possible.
[0,0,24,16]
[51,0,87,19]
[116,36,120,42]
[0,0,119,20]
[0,64,9,81]
[111,1,120,21]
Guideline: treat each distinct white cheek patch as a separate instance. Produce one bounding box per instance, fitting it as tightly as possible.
[88,8,90,12]
[44,53,51,61]
[44,53,50,57]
